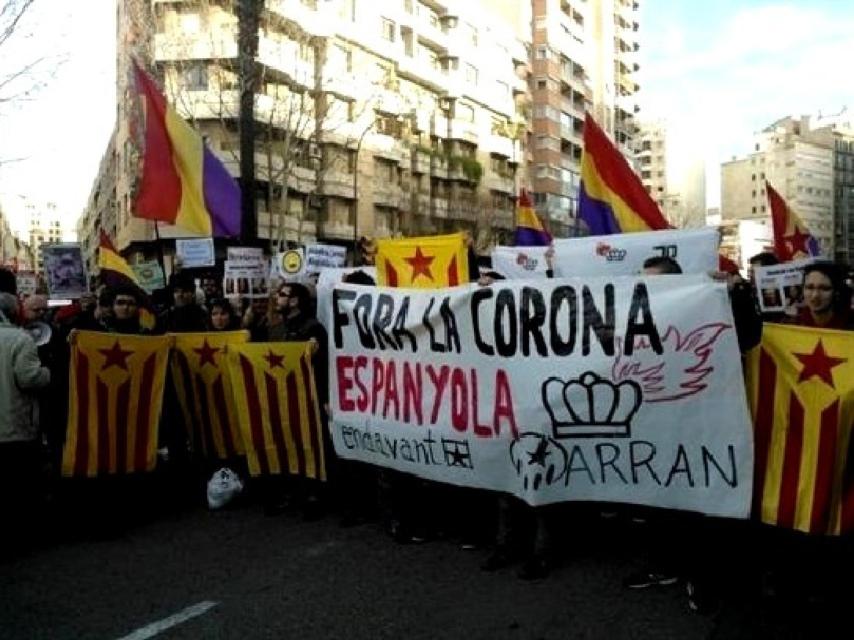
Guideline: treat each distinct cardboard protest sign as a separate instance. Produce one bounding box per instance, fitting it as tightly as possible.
[131,261,166,293]
[175,238,215,268]
[15,271,38,296]
[754,258,815,314]
[306,244,347,270]
[42,244,87,299]
[223,252,268,300]
[272,249,306,280]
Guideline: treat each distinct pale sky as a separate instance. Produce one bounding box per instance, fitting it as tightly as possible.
[0,0,852,236]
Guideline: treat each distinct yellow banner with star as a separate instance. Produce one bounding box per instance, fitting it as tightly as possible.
[62,331,171,477]
[745,324,854,534]
[375,232,469,288]
[170,331,250,460]
[227,342,326,479]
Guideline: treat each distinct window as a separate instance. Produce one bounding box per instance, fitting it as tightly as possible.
[535,46,549,60]
[495,80,509,99]
[465,63,478,85]
[182,63,208,91]
[536,79,547,90]
[381,17,396,42]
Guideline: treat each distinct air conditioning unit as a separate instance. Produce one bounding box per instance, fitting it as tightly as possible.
[308,143,321,159]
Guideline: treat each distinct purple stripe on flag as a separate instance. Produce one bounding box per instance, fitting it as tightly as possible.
[514,227,552,247]
[807,235,821,256]
[578,182,622,235]
[202,144,241,237]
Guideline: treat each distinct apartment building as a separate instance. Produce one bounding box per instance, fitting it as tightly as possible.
[721,116,836,257]
[78,131,118,274]
[25,201,64,272]
[529,0,640,235]
[80,0,532,262]
[635,120,706,228]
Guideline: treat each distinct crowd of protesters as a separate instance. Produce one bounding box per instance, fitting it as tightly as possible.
[0,249,852,616]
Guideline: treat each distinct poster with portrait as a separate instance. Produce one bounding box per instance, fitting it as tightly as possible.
[42,244,88,300]
[754,258,815,314]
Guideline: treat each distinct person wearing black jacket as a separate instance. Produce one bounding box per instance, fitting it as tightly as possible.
[159,273,207,333]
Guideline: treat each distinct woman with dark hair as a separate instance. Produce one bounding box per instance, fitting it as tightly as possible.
[208,298,240,331]
[790,262,852,329]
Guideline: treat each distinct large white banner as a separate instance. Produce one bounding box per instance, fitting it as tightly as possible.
[551,228,719,277]
[328,275,753,518]
[491,246,551,280]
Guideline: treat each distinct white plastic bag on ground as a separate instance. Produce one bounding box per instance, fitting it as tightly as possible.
[207,468,244,510]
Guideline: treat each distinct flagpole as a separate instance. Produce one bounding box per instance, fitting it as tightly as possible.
[152,221,168,280]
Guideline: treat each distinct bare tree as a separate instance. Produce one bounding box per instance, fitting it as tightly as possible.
[0,0,63,105]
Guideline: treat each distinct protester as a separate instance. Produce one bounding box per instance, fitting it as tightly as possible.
[787,262,852,329]
[0,292,51,552]
[263,282,329,519]
[242,295,275,342]
[200,275,222,305]
[0,267,17,295]
[103,285,150,335]
[208,298,240,331]
[160,273,207,333]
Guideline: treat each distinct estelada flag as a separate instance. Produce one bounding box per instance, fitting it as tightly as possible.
[766,181,820,262]
[745,324,854,534]
[62,331,170,477]
[375,232,469,288]
[171,331,249,460]
[227,342,326,479]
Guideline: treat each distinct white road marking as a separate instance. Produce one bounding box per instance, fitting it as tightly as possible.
[115,600,218,640]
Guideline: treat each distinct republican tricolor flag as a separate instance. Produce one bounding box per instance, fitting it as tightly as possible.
[133,62,241,237]
[745,324,854,535]
[375,232,469,288]
[766,181,820,262]
[578,113,671,235]
[514,189,552,247]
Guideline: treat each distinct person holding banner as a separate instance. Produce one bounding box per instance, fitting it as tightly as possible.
[102,286,152,335]
[263,282,329,519]
[208,298,240,331]
[160,273,207,333]
[787,263,852,330]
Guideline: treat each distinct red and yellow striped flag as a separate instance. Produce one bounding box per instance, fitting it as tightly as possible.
[227,342,326,480]
[745,324,854,534]
[375,232,469,288]
[62,331,170,477]
[171,331,249,460]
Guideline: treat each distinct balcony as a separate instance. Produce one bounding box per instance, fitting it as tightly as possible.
[398,55,447,92]
[413,192,431,214]
[486,174,514,193]
[373,185,403,208]
[431,156,449,178]
[257,210,318,242]
[324,72,359,100]
[417,18,449,52]
[484,133,514,158]
[265,0,334,37]
[257,36,314,88]
[432,197,449,218]
[448,202,477,221]
[154,33,238,62]
[317,220,355,241]
[412,152,431,174]
[449,119,478,143]
[376,88,403,115]
[322,170,355,198]
[368,133,406,163]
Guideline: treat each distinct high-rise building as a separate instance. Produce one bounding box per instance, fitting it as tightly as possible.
[81,0,533,263]
[529,0,640,235]
[635,120,706,228]
[721,116,836,257]
[24,200,64,272]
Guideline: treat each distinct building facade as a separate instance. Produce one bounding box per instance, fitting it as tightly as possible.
[529,0,641,235]
[25,200,64,272]
[83,0,537,262]
[721,116,836,257]
[635,120,705,228]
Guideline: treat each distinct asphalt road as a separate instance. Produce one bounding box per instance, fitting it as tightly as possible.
[1,493,847,640]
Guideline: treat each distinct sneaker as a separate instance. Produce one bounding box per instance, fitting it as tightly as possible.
[624,571,679,589]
